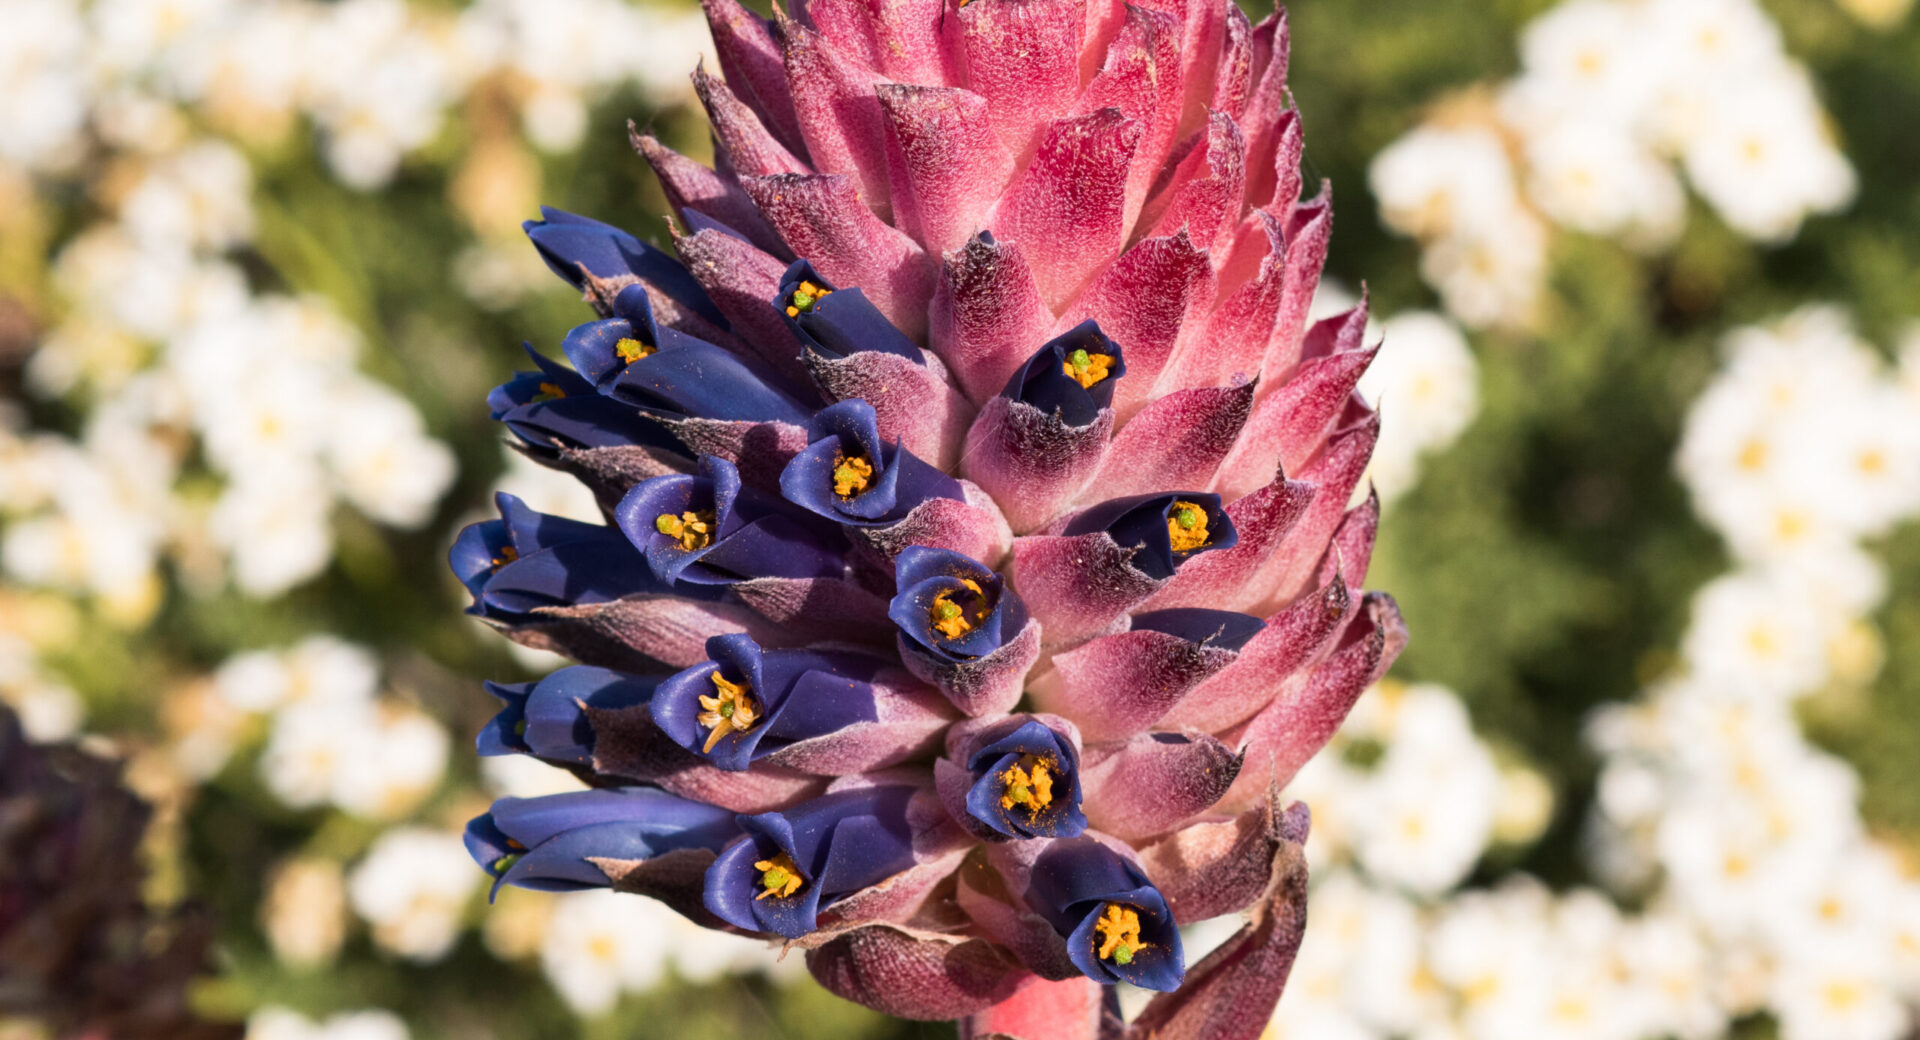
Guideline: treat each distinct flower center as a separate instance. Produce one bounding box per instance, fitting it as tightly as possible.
[833,454,875,498]
[696,671,760,753]
[929,578,988,640]
[532,381,566,402]
[654,509,717,551]
[998,754,1055,814]
[489,544,519,570]
[616,336,656,364]
[1061,347,1114,389]
[1166,500,1211,552]
[1094,903,1145,965]
[753,852,805,901]
[785,279,833,317]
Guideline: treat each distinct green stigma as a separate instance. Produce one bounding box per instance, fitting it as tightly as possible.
[1112,944,1135,965]
[1069,348,1091,368]
[719,701,735,718]
[492,852,523,875]
[1175,507,1201,529]
[792,290,817,312]
[654,514,677,535]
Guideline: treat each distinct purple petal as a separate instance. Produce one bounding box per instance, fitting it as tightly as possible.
[986,107,1140,309]
[1142,475,1315,612]
[1053,232,1216,420]
[694,62,810,177]
[1080,380,1253,501]
[807,927,1025,1020]
[929,232,1056,405]
[1078,731,1242,842]
[743,173,935,339]
[877,84,1010,256]
[779,13,894,220]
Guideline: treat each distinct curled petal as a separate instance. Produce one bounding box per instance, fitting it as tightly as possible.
[987,107,1140,309]
[780,399,965,528]
[1163,211,1284,393]
[668,222,814,390]
[514,593,782,673]
[900,616,1041,718]
[1241,406,1380,608]
[1125,803,1311,1040]
[744,173,935,339]
[957,0,1084,160]
[851,479,1015,571]
[777,259,922,362]
[1136,797,1301,925]
[1160,576,1351,733]
[705,785,920,937]
[1078,730,1243,842]
[780,14,894,219]
[1143,475,1315,613]
[1029,609,1260,741]
[930,232,1055,405]
[877,84,1008,257]
[1054,232,1216,420]
[1080,380,1253,502]
[694,63,810,177]
[1222,592,1407,809]
[585,700,827,812]
[1258,189,1332,382]
[1026,837,1184,991]
[962,397,1112,535]
[1211,2,1254,119]
[806,349,974,472]
[1073,6,1184,234]
[699,0,808,156]
[1009,531,1165,645]
[1139,112,1246,257]
[807,926,1026,1021]
[956,717,1088,840]
[632,127,788,258]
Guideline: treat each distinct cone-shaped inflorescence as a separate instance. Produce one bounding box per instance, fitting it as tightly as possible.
[457,3,1405,1034]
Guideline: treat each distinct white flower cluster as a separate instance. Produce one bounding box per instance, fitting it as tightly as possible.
[1246,308,1920,1040]
[1370,0,1855,328]
[211,636,449,818]
[0,0,710,186]
[248,1007,410,1040]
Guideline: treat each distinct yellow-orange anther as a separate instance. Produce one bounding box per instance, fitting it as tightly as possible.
[1094,903,1145,965]
[697,671,759,753]
[833,455,875,498]
[615,336,656,363]
[490,545,519,570]
[1166,500,1211,552]
[1061,348,1114,389]
[534,381,567,401]
[654,510,716,551]
[785,280,833,317]
[754,852,804,900]
[999,755,1055,814]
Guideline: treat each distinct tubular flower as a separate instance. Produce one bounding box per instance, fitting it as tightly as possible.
[458,1,1406,1035]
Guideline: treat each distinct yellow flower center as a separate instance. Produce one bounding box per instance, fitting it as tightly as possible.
[833,454,875,498]
[1166,500,1210,552]
[929,578,988,640]
[490,544,519,570]
[998,754,1055,814]
[753,852,805,901]
[615,336,656,363]
[1093,903,1145,965]
[533,381,566,402]
[1061,347,1114,389]
[654,510,717,551]
[785,279,833,317]
[696,671,760,753]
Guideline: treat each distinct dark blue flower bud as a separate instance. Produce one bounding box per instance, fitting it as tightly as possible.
[488,343,686,456]
[1027,837,1185,991]
[650,634,883,771]
[962,719,1086,840]
[887,546,1027,663]
[614,455,846,587]
[465,787,739,897]
[703,786,919,938]
[477,666,657,765]
[1063,492,1238,580]
[775,260,923,364]
[524,207,724,328]
[1000,321,1126,428]
[554,284,813,427]
[449,493,668,623]
[778,399,963,527]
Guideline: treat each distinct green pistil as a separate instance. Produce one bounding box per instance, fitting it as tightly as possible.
[492,853,523,875]
[1069,348,1091,369]
[762,866,791,892]
[513,719,527,736]
[1175,507,1201,530]
[1112,944,1135,965]
[654,514,677,534]
[935,601,962,620]
[719,701,735,719]
[791,290,817,312]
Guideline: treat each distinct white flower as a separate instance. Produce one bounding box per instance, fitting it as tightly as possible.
[1358,311,1479,502]
[1770,943,1908,1040]
[1521,120,1684,243]
[247,1007,410,1040]
[261,857,347,968]
[118,138,256,251]
[539,889,674,1015]
[214,635,380,714]
[328,704,451,820]
[348,827,478,963]
[1369,126,1520,240]
[210,467,336,597]
[324,381,457,529]
[1419,209,1548,330]
[1679,569,1833,703]
[1681,69,1856,243]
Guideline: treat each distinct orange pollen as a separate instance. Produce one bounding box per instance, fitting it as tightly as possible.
[785,280,833,317]
[1166,501,1210,552]
[1093,903,1145,965]
[696,671,759,753]
[615,336,656,363]
[833,455,875,498]
[1062,348,1114,389]
[654,510,716,551]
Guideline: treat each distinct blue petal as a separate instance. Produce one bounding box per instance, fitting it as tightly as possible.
[1129,608,1265,651]
[524,207,724,328]
[1028,838,1185,991]
[1063,492,1239,581]
[962,720,1086,839]
[477,680,534,756]
[776,259,923,364]
[999,320,1127,427]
